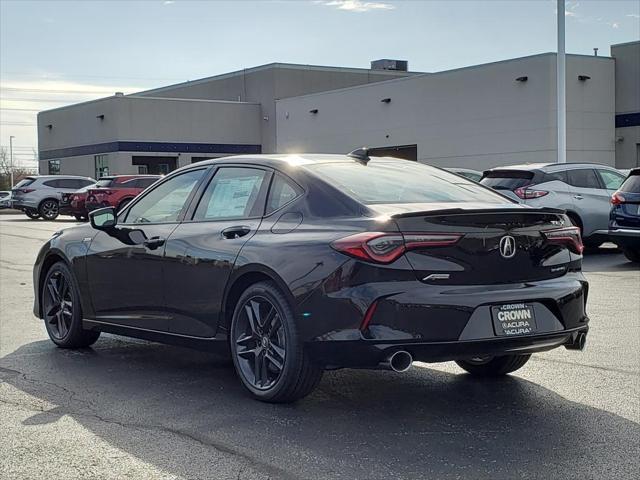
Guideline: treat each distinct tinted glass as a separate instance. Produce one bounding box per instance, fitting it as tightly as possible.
[545,170,568,183]
[125,169,205,224]
[267,174,302,214]
[96,178,115,187]
[194,168,267,220]
[309,160,505,204]
[566,169,601,189]
[43,180,60,188]
[480,171,534,190]
[14,178,35,188]
[596,169,625,190]
[57,179,82,189]
[620,173,640,193]
[460,171,482,182]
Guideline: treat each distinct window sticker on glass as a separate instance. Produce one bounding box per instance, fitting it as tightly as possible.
[195,168,267,220]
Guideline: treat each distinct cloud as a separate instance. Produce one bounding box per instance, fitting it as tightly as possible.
[163,1,174,5]
[318,1,395,13]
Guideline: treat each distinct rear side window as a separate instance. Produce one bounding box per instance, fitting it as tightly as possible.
[596,169,625,190]
[14,178,35,188]
[620,173,640,193]
[266,174,302,214]
[96,178,115,187]
[480,171,534,190]
[309,161,505,204]
[43,180,61,188]
[136,178,159,189]
[194,167,268,220]
[57,179,87,189]
[566,169,601,189]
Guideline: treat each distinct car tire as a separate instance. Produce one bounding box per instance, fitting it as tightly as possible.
[230,281,323,403]
[39,199,59,221]
[42,261,101,348]
[622,248,640,263]
[455,354,531,377]
[25,210,40,219]
[74,214,88,222]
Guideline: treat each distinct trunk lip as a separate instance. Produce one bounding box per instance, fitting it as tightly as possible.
[390,206,565,219]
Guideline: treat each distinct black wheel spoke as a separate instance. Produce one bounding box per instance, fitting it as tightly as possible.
[234,295,287,391]
[43,270,74,341]
[47,277,60,303]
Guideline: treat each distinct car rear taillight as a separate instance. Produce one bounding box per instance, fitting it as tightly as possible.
[611,192,626,205]
[19,188,35,194]
[331,232,462,264]
[514,185,549,200]
[542,226,584,254]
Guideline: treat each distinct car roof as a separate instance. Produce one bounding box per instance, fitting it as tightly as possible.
[31,175,95,180]
[485,162,621,173]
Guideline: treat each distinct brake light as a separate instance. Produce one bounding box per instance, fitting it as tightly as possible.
[611,192,626,205]
[331,232,462,264]
[514,185,549,200]
[542,226,584,254]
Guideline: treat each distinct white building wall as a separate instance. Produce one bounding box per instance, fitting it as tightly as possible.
[276,54,615,170]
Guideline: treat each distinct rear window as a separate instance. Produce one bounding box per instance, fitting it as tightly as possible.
[307,161,505,205]
[96,178,115,187]
[480,171,534,190]
[14,178,35,188]
[620,172,640,193]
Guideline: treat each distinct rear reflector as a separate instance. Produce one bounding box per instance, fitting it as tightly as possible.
[542,226,584,254]
[611,192,626,205]
[360,300,378,331]
[331,232,461,264]
[514,185,549,200]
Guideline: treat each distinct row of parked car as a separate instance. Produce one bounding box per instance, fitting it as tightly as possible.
[7,174,160,220]
[3,161,639,261]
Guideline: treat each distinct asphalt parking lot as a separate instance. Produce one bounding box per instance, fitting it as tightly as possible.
[0,214,638,480]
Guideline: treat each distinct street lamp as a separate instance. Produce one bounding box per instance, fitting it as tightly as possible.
[9,135,15,188]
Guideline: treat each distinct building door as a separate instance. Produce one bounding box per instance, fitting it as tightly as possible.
[367,144,417,161]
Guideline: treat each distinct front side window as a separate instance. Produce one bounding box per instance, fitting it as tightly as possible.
[596,169,625,190]
[193,167,268,221]
[566,169,601,189]
[48,159,60,175]
[95,155,109,179]
[124,169,205,224]
[310,160,506,205]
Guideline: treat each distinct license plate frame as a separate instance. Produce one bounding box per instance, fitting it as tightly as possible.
[491,303,537,336]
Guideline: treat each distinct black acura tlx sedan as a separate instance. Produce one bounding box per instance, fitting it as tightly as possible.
[33,152,589,402]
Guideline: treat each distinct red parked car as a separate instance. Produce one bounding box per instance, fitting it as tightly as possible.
[84,175,161,213]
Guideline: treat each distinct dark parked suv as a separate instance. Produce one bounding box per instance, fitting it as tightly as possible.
[609,168,640,262]
[33,153,589,403]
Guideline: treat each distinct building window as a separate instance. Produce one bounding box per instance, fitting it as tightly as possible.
[95,154,109,179]
[138,165,148,174]
[48,159,60,175]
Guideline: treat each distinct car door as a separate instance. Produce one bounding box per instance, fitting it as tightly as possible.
[163,166,271,337]
[566,168,610,236]
[85,168,208,331]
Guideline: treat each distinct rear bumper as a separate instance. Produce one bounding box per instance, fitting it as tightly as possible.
[11,199,38,210]
[309,326,588,367]
[608,228,640,249]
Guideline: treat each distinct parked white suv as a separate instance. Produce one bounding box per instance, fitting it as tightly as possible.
[11,175,96,220]
[481,163,626,247]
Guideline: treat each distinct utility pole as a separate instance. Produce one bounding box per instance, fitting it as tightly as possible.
[9,135,15,187]
[557,0,566,163]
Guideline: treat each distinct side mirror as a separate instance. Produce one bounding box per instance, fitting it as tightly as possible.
[89,206,117,230]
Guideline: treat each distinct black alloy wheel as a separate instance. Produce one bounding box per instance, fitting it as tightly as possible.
[42,262,100,348]
[230,281,322,403]
[39,199,59,220]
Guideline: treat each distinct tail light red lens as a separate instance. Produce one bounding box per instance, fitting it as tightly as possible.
[542,226,584,254]
[331,232,462,264]
[611,192,626,205]
[514,186,549,200]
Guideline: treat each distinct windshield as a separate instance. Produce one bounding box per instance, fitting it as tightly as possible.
[306,160,506,205]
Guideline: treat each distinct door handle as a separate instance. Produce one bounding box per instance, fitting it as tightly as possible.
[143,236,166,250]
[222,226,251,239]
[573,195,584,200]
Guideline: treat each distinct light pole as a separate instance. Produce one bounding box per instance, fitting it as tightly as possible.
[9,135,15,188]
[557,0,566,163]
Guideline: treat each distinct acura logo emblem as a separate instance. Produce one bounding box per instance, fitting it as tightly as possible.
[499,235,517,259]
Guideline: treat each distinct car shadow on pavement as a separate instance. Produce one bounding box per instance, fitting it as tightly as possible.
[1,336,638,480]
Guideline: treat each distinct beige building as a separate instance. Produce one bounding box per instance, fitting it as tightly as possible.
[38,43,639,177]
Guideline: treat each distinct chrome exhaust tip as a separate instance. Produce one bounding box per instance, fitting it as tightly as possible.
[387,350,413,372]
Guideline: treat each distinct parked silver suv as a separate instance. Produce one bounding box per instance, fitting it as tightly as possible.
[481,163,626,247]
[11,175,95,220]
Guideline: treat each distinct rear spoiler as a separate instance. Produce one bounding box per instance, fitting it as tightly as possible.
[391,206,566,219]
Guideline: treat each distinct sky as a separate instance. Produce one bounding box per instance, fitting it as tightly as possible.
[1,0,638,168]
